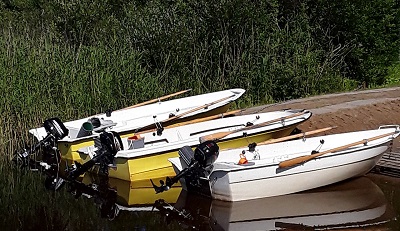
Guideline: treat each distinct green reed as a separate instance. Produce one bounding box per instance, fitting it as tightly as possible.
[0,29,183,230]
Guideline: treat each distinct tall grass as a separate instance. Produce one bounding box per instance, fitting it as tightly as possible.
[0,28,183,230]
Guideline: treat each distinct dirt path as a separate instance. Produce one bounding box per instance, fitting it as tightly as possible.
[242,86,400,149]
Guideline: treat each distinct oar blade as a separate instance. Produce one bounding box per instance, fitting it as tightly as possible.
[199,131,232,143]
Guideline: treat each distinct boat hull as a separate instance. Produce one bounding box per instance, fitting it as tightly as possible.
[29,88,245,141]
[93,124,298,182]
[211,144,388,201]
[171,127,399,201]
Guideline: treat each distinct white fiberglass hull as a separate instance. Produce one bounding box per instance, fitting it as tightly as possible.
[29,88,245,141]
[170,126,399,201]
[112,109,311,159]
[211,145,386,201]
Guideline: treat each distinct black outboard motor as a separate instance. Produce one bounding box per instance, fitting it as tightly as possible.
[15,117,68,169]
[67,131,123,180]
[151,140,219,193]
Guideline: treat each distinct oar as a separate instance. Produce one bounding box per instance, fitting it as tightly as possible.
[199,110,308,142]
[166,109,242,128]
[257,126,337,146]
[160,94,236,124]
[278,131,396,168]
[219,126,336,152]
[135,94,237,132]
[135,109,242,135]
[117,89,192,111]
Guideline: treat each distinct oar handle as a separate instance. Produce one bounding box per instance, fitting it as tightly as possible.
[278,131,396,168]
[119,89,192,111]
[200,110,308,142]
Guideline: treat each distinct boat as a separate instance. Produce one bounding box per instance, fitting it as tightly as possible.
[163,125,399,201]
[29,88,245,141]
[155,177,395,230]
[72,109,311,182]
[15,89,245,173]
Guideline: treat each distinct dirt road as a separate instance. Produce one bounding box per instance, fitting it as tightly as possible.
[242,86,400,149]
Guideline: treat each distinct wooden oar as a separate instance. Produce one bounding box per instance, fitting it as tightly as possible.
[117,89,192,111]
[166,109,242,128]
[199,110,308,142]
[278,131,396,168]
[219,126,336,152]
[160,94,236,124]
[257,126,337,146]
[135,94,237,132]
[135,109,242,135]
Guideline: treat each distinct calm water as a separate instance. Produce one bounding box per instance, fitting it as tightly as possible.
[66,172,400,231]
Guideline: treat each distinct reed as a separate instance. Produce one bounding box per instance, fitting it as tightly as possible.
[0,28,184,230]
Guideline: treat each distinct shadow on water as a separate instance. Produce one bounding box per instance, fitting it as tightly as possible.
[60,174,397,231]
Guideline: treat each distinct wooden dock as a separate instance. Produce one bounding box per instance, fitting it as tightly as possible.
[372,152,400,177]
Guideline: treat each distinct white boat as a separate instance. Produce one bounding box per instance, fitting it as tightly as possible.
[76,109,312,182]
[168,177,394,231]
[28,88,245,141]
[167,125,400,201]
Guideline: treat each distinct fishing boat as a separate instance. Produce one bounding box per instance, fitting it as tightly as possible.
[72,109,312,182]
[29,88,245,142]
[161,125,399,201]
[29,88,245,141]
[155,177,394,231]
[16,89,245,172]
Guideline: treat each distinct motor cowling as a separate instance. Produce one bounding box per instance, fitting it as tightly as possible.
[98,131,123,157]
[43,117,69,140]
[194,140,219,168]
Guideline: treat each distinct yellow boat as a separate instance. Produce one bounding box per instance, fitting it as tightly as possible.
[31,88,245,164]
[77,110,312,183]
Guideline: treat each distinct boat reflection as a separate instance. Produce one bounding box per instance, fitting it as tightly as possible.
[77,173,181,212]
[66,175,395,230]
[157,176,395,230]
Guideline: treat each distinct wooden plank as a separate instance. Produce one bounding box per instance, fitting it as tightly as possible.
[372,151,400,177]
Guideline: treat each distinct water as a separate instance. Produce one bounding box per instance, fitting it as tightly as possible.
[64,172,400,231]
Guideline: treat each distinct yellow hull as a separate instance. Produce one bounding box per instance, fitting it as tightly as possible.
[58,104,232,166]
[94,124,298,184]
[81,174,181,206]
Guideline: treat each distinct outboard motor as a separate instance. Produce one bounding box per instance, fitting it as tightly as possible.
[15,117,68,169]
[151,140,219,193]
[67,131,123,180]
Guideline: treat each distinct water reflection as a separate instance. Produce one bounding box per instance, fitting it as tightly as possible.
[67,175,395,230]
[156,177,395,230]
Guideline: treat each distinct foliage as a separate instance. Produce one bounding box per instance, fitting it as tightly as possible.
[385,62,400,86]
